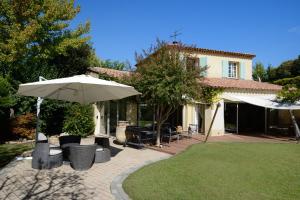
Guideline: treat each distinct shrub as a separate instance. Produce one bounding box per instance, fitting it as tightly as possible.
[63,104,94,137]
[40,100,71,136]
[10,113,36,139]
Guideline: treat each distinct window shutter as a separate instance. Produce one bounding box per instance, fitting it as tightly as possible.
[222,60,229,78]
[240,62,246,79]
[199,57,207,77]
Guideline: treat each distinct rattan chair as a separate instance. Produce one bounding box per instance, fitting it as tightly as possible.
[69,144,97,170]
[59,135,81,146]
[94,137,111,163]
[32,143,63,169]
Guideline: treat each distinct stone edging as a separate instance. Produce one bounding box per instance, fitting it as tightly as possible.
[110,154,172,200]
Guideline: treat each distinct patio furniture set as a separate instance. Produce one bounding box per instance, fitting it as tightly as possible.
[125,124,198,148]
[32,134,111,171]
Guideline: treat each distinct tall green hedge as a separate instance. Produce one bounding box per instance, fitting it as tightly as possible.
[63,104,95,137]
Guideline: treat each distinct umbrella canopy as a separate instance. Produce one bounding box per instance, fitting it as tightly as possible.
[17,75,140,104]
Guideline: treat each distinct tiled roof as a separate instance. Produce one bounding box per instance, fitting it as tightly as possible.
[88,67,282,92]
[166,44,256,59]
[88,67,133,78]
[202,78,282,91]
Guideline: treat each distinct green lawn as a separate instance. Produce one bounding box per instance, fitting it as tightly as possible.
[0,143,33,168]
[123,143,300,200]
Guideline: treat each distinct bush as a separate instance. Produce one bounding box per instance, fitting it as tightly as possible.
[0,76,15,142]
[274,76,300,87]
[63,104,94,137]
[40,100,71,136]
[10,113,36,140]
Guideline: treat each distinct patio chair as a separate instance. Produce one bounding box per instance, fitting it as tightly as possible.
[32,143,63,169]
[37,132,60,149]
[59,135,81,146]
[95,137,110,148]
[161,127,179,144]
[69,144,97,170]
[59,135,81,160]
[94,137,111,163]
[188,124,198,135]
[177,126,192,139]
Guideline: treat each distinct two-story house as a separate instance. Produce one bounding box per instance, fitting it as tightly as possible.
[88,44,293,137]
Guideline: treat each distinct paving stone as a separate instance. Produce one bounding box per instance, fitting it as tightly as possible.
[0,137,170,200]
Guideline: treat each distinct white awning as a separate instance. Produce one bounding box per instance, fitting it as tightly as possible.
[222,93,300,110]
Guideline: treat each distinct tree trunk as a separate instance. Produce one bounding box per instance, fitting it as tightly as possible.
[156,123,162,146]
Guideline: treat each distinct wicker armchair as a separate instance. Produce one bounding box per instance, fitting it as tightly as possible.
[59,135,81,146]
[94,137,111,163]
[69,144,97,170]
[32,143,63,169]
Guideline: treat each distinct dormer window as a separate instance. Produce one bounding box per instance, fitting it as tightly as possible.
[228,62,239,78]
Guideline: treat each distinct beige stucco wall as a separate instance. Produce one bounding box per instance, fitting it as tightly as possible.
[182,104,197,131]
[204,100,225,136]
[189,53,253,80]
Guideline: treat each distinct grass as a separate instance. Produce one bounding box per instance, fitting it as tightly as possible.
[123,143,300,200]
[0,143,33,168]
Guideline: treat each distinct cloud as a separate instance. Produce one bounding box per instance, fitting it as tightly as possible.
[288,26,300,34]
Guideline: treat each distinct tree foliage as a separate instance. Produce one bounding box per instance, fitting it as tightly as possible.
[270,55,300,102]
[130,40,205,145]
[100,59,132,71]
[0,0,91,82]
[252,62,267,81]
[0,0,98,140]
[63,104,94,137]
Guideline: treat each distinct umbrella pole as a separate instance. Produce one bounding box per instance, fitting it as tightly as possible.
[35,76,46,144]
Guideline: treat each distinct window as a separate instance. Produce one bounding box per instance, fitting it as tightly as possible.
[228,62,239,78]
[186,57,199,71]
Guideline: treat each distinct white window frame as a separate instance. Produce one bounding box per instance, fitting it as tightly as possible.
[228,62,238,78]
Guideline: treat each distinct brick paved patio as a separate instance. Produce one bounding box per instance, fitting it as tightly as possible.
[0,138,170,200]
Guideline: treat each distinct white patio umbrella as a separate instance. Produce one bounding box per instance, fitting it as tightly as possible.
[17,74,140,104]
[17,74,140,141]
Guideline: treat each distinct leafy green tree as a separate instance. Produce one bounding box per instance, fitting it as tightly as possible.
[100,59,132,71]
[0,76,15,140]
[0,0,90,82]
[130,40,205,146]
[252,62,267,81]
[63,104,94,137]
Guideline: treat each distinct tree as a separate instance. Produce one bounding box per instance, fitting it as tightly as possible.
[130,40,205,146]
[0,0,90,82]
[0,76,15,141]
[100,59,132,71]
[252,62,267,81]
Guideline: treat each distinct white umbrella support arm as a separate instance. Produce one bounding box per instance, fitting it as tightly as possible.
[35,76,47,143]
[289,110,300,142]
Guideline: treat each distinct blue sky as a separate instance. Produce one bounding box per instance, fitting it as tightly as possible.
[72,0,300,67]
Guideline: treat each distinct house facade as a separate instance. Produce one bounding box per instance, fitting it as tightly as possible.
[88,44,296,137]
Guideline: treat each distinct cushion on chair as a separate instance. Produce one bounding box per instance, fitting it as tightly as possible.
[49,144,59,148]
[49,149,62,156]
[96,146,104,151]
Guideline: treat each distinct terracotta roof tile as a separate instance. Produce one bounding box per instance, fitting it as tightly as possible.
[88,67,133,78]
[166,44,256,59]
[88,67,282,92]
[202,78,282,91]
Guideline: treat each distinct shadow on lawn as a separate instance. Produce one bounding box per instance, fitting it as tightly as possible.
[0,167,95,200]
